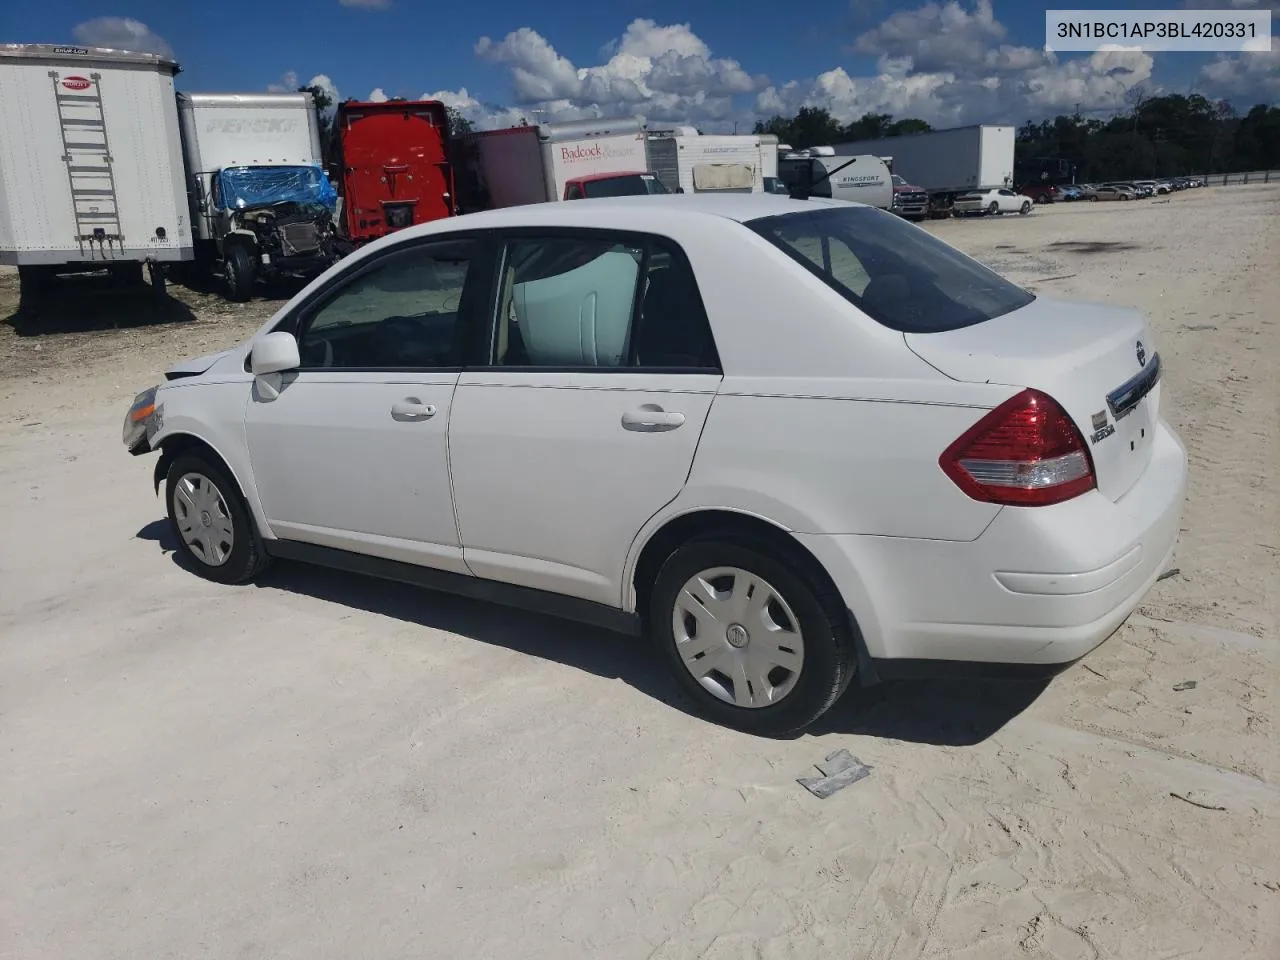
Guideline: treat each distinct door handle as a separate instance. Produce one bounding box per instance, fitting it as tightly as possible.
[391,398,437,421]
[621,404,685,432]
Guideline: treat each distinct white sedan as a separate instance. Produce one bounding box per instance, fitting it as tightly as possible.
[953,188,1033,216]
[123,194,1186,735]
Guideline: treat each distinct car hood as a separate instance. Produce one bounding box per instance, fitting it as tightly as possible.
[165,348,235,380]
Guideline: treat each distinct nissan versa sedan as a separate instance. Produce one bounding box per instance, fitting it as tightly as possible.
[123,194,1187,735]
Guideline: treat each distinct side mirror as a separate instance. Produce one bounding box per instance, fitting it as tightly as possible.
[250,332,300,375]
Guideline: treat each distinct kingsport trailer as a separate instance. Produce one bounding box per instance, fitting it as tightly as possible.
[0,43,192,293]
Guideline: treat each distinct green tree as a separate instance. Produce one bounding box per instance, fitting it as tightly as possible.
[298,84,335,165]
[445,106,474,138]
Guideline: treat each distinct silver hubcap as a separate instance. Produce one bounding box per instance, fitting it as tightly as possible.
[672,566,804,709]
[173,472,234,567]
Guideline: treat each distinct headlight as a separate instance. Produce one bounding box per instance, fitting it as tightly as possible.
[122,386,161,453]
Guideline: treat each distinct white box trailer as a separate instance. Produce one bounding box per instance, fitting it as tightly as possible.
[0,43,191,286]
[176,92,323,246]
[646,131,767,194]
[465,116,650,208]
[831,124,1015,213]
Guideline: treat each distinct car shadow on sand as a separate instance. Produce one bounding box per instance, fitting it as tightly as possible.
[137,520,1048,746]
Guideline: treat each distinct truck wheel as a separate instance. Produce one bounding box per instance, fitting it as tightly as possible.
[224,244,255,302]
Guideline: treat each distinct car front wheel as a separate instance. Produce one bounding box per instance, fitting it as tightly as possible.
[1020,200,1032,215]
[166,453,269,585]
[650,538,856,736]
[987,201,999,215]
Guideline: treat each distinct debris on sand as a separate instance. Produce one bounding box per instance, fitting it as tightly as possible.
[798,749,872,799]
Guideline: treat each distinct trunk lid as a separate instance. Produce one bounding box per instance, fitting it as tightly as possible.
[906,296,1161,502]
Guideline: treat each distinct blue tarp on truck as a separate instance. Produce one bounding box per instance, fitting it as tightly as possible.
[215,165,337,211]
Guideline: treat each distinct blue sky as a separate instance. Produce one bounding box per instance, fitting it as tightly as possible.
[7,1,1277,131]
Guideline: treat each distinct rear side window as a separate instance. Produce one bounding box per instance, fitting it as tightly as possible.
[490,233,718,369]
[746,206,1034,333]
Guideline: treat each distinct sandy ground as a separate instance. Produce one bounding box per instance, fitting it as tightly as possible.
[1,186,1277,960]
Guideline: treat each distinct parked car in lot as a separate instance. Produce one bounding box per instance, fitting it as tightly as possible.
[1113,181,1152,198]
[1058,185,1084,201]
[1019,183,1061,204]
[1093,184,1136,201]
[122,194,1186,735]
[952,188,1033,216]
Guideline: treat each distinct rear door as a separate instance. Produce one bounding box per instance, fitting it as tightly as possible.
[339,104,452,239]
[447,228,722,607]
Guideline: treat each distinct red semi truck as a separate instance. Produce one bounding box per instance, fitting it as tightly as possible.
[330,99,456,245]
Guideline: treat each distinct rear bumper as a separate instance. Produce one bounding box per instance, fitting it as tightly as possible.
[799,419,1188,670]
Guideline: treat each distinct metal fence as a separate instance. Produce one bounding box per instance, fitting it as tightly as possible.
[1190,170,1280,186]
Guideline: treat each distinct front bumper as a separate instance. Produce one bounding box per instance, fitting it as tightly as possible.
[798,419,1188,671]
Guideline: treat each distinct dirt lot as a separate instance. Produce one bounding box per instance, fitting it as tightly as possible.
[2,187,1277,960]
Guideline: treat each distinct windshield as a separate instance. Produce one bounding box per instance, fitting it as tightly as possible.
[746,205,1035,333]
[216,165,337,212]
[582,174,670,198]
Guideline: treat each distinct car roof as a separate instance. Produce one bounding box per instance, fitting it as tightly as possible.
[414,194,864,237]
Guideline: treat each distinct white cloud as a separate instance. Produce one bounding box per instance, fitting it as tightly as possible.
[367,87,389,102]
[1199,49,1280,103]
[72,17,173,58]
[305,73,341,111]
[267,70,300,94]
[458,18,765,127]
[339,0,392,8]
[354,4,1208,134]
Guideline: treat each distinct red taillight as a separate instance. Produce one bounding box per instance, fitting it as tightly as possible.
[940,389,1095,506]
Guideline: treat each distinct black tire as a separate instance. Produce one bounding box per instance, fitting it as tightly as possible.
[165,453,269,585]
[224,243,255,302]
[987,201,999,215]
[649,537,856,736]
[1020,201,1032,215]
[1090,195,1098,202]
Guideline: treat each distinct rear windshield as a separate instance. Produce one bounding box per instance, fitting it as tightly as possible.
[583,175,669,198]
[746,205,1034,333]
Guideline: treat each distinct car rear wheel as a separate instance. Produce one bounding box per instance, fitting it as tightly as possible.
[166,453,269,585]
[650,538,856,736]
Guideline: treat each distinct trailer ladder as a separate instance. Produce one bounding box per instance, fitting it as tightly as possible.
[49,70,124,257]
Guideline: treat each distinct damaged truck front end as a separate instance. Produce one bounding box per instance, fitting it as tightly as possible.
[214,165,348,301]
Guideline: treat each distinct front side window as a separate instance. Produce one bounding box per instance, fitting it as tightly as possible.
[296,239,476,369]
[747,206,1034,333]
[490,233,718,369]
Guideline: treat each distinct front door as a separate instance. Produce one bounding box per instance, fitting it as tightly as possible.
[244,236,484,573]
[448,230,723,606]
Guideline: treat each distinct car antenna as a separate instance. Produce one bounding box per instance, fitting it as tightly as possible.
[788,153,862,201]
